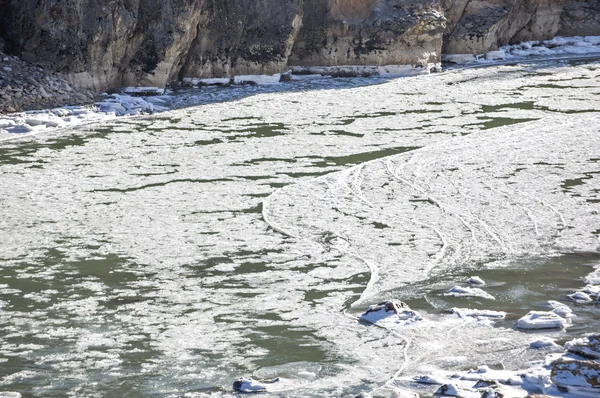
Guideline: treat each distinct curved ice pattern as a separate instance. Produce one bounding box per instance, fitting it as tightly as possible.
[264,113,600,303]
[1,61,600,396]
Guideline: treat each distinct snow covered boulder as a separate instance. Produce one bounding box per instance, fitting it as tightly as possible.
[550,359,600,390]
[360,300,422,326]
[565,334,600,359]
[517,311,568,330]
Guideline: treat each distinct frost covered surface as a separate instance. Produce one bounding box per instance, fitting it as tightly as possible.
[0,59,599,396]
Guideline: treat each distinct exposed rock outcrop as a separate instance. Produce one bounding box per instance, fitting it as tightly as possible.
[289,0,445,69]
[0,51,96,113]
[441,0,565,54]
[559,0,600,36]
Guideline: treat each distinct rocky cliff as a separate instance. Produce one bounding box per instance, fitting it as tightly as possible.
[0,0,598,98]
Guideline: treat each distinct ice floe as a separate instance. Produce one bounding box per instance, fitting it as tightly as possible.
[529,337,560,350]
[360,300,423,327]
[466,276,485,286]
[449,308,506,325]
[517,311,569,330]
[567,291,594,303]
[232,377,269,393]
[446,286,495,300]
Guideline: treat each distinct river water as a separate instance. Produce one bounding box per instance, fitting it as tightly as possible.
[1,60,600,397]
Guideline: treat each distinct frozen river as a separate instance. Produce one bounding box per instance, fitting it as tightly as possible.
[1,59,600,397]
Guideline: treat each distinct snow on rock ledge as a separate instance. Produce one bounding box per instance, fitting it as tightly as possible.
[565,335,600,359]
[550,359,600,392]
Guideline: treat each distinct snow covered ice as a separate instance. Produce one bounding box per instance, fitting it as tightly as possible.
[1,55,600,396]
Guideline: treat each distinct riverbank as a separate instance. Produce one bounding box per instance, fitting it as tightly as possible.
[0,51,97,114]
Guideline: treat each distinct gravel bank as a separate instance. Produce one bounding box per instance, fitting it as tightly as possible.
[0,51,97,114]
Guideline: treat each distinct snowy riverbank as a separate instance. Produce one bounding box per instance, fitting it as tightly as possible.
[2,36,600,138]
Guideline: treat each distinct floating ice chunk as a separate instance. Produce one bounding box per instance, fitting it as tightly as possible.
[442,54,477,64]
[517,311,568,330]
[581,284,600,297]
[121,87,164,96]
[568,291,593,303]
[584,36,600,45]
[459,365,523,386]
[360,300,422,326]
[485,51,505,60]
[584,268,600,285]
[389,389,419,398]
[446,286,495,300]
[434,383,478,397]
[450,308,506,325]
[414,374,450,385]
[234,74,281,85]
[182,77,232,86]
[551,306,573,319]
[0,393,21,398]
[565,334,600,359]
[354,393,373,398]
[232,377,268,393]
[466,276,485,286]
[530,337,560,349]
[550,359,600,390]
[297,371,316,381]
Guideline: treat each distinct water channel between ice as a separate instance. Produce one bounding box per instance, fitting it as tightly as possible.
[0,60,599,397]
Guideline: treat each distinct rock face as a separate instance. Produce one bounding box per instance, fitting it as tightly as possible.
[0,0,598,100]
[0,0,443,92]
[440,0,566,54]
[289,0,445,69]
[559,0,600,36]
